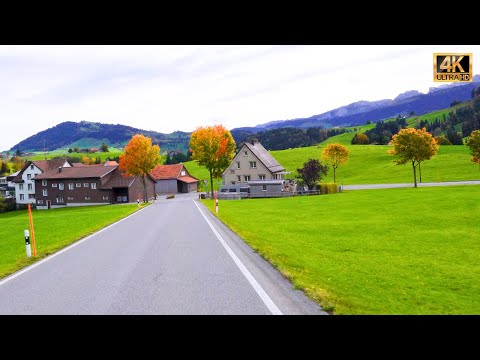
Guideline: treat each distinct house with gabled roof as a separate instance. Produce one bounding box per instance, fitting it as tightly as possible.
[33,165,155,209]
[150,163,198,194]
[222,139,288,185]
[12,158,72,205]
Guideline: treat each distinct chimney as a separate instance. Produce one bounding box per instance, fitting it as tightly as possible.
[58,166,62,173]
[250,138,258,146]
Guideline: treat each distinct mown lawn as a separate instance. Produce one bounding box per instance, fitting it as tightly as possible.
[0,204,146,279]
[271,139,479,185]
[202,186,480,314]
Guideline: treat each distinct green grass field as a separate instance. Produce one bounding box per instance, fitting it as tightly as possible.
[0,204,146,279]
[24,149,123,162]
[202,185,480,314]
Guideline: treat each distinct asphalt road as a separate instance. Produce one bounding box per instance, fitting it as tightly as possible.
[0,193,325,315]
[342,180,480,191]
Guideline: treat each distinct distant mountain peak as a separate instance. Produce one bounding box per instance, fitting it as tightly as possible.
[394,90,422,101]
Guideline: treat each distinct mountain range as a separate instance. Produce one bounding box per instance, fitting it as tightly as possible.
[8,75,480,152]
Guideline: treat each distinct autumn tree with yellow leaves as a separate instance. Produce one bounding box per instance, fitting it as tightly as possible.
[389,128,439,188]
[466,129,480,169]
[321,143,349,183]
[189,125,236,196]
[119,134,161,202]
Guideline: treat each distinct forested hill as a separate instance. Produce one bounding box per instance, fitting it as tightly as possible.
[10,121,191,152]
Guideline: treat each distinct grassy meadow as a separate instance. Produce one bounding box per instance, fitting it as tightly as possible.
[202,185,480,314]
[0,204,146,279]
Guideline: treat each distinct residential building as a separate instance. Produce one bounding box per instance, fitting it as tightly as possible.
[222,139,288,185]
[33,166,155,209]
[12,159,72,205]
[150,163,198,194]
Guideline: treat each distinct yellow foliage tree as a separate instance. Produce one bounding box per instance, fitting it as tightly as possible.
[321,143,349,183]
[119,134,161,202]
[189,125,236,195]
[388,128,439,188]
[466,130,480,169]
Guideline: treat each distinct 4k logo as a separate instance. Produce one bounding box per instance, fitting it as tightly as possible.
[434,53,472,82]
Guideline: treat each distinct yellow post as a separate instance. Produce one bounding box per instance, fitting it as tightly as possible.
[27,204,37,256]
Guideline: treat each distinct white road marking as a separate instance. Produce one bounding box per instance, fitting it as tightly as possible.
[193,200,283,315]
[0,206,150,287]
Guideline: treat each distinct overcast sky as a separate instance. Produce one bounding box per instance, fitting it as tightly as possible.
[1,45,479,151]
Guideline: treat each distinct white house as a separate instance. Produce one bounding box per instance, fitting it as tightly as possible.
[222,139,288,185]
[12,159,71,205]
[0,170,19,198]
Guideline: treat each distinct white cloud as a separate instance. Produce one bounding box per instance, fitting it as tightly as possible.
[1,45,479,150]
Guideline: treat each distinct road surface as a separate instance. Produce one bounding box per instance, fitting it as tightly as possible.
[0,193,325,315]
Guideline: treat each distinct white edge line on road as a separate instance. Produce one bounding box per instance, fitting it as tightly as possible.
[193,200,283,315]
[0,204,151,288]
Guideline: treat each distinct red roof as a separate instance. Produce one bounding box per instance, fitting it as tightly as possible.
[104,161,119,166]
[150,164,184,180]
[178,176,198,184]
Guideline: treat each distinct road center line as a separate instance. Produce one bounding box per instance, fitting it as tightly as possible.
[0,205,150,288]
[193,200,283,315]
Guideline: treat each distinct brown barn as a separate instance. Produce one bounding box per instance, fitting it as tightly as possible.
[33,166,155,209]
[150,163,198,194]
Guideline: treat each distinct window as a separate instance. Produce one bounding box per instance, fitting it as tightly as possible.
[181,171,185,176]
[259,175,266,180]
[244,151,248,156]
[19,184,24,190]
[237,175,241,181]
[84,183,89,188]
[43,189,48,196]
[275,173,283,180]
[27,184,33,191]
[231,181,236,184]
[56,197,64,203]
[76,183,81,188]
[262,185,267,191]
[52,183,57,188]
[42,180,47,186]
[59,183,64,190]
[29,194,35,199]
[68,183,74,190]
[68,196,74,200]
[236,162,240,169]
[229,188,237,193]
[37,200,43,205]
[27,174,31,180]
[103,196,109,200]
[91,183,97,189]
[85,196,90,200]
[244,175,250,181]
[30,165,34,170]
[20,194,24,200]
[249,161,256,169]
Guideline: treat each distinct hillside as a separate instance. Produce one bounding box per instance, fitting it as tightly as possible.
[232,75,480,132]
[10,121,191,153]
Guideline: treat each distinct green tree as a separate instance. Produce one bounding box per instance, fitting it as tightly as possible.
[296,159,329,190]
[389,128,439,188]
[15,149,21,157]
[189,125,236,196]
[321,143,349,183]
[73,147,80,153]
[0,161,10,175]
[466,129,480,169]
[100,143,109,152]
[68,148,73,153]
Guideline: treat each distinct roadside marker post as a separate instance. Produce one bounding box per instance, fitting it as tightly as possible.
[27,204,37,256]
[24,230,31,258]
[215,191,219,214]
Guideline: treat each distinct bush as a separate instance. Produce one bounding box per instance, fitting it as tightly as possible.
[434,136,452,145]
[318,183,338,195]
[0,197,17,212]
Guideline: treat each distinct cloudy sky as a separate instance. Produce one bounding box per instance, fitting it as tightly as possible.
[1,45,479,151]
